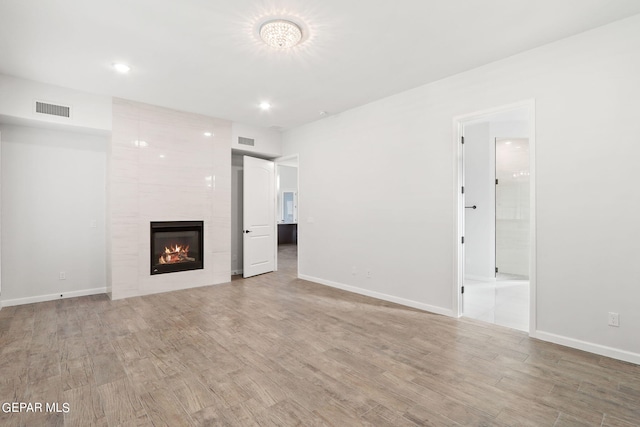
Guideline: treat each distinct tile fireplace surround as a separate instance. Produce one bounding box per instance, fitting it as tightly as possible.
[108,99,231,299]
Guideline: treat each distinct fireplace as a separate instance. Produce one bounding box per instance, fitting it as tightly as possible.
[150,221,204,275]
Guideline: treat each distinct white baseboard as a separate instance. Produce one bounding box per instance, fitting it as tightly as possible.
[298,274,454,317]
[534,330,640,365]
[1,287,107,307]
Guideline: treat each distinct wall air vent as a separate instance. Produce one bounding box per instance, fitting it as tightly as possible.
[238,136,255,147]
[34,101,71,118]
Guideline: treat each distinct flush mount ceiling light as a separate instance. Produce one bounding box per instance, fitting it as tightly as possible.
[259,101,271,111]
[259,19,302,49]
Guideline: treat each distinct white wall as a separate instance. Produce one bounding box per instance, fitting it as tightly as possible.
[109,99,231,299]
[282,14,640,363]
[0,74,112,132]
[231,122,282,158]
[0,124,107,305]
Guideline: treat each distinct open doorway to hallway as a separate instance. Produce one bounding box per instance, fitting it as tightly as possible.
[275,155,299,275]
[231,153,299,278]
[456,102,535,333]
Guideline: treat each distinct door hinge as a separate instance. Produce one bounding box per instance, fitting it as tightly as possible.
[461,136,464,144]
[461,236,465,244]
[495,178,499,185]
[461,286,465,294]
[495,267,499,274]
[461,186,464,194]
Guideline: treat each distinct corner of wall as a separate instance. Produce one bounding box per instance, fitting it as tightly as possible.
[299,274,455,318]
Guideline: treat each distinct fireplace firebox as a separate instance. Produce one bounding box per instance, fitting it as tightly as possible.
[150,221,203,275]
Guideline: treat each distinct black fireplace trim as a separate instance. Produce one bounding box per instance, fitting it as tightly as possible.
[150,220,204,275]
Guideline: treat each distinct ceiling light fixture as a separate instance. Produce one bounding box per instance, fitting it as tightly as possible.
[259,19,302,49]
[204,131,213,137]
[113,63,131,73]
[259,102,271,111]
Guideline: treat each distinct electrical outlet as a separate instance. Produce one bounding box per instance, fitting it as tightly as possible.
[59,272,66,280]
[351,266,357,275]
[366,270,372,278]
[608,312,619,327]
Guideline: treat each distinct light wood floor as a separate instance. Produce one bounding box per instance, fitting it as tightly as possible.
[1,244,639,426]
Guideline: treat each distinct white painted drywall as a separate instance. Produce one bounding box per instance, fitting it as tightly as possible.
[282,15,640,361]
[0,74,112,132]
[231,122,282,158]
[0,124,107,305]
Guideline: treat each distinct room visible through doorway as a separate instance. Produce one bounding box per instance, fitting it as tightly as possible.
[455,102,535,333]
[275,155,299,276]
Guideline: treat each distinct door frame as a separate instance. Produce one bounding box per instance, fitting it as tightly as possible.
[453,99,537,336]
[274,154,300,274]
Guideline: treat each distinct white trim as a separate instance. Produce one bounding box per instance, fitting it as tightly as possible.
[534,330,640,366]
[1,287,107,307]
[452,99,537,334]
[299,274,455,317]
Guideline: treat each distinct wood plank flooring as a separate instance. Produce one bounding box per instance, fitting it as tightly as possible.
[1,244,639,426]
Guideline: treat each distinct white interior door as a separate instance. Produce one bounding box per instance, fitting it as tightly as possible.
[243,156,275,278]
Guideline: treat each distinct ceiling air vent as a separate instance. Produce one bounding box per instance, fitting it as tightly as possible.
[35,100,71,118]
[238,136,255,147]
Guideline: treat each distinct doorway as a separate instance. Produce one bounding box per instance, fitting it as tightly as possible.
[231,153,299,278]
[454,101,536,333]
[275,155,299,276]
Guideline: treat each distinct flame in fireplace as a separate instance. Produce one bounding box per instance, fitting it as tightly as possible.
[159,244,195,264]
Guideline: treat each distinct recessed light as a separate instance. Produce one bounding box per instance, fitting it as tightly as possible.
[204,131,213,137]
[259,102,271,111]
[113,63,131,73]
[132,140,148,147]
[505,141,512,145]
[159,154,166,159]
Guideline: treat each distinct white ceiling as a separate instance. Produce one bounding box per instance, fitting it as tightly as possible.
[1,1,640,130]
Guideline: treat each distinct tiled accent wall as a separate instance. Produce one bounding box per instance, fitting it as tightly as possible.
[109,99,231,299]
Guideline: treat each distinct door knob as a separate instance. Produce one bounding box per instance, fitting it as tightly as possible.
[243,230,252,233]
[465,205,477,209]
